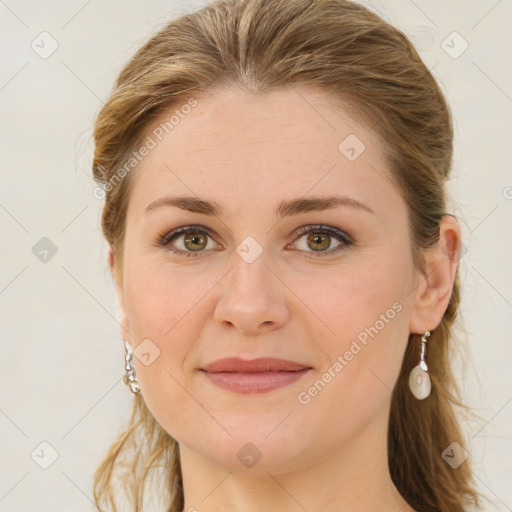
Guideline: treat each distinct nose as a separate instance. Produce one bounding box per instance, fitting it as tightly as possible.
[213,249,289,336]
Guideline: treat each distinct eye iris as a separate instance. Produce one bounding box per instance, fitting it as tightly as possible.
[307,232,331,251]
[184,232,207,251]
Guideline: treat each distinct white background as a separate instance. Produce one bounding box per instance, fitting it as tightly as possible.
[0,0,511,510]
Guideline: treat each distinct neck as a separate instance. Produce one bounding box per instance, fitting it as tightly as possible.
[178,403,415,512]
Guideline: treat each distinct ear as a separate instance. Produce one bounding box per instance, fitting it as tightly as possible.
[409,215,461,334]
[108,246,131,340]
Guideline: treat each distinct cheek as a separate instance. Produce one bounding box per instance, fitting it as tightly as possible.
[122,256,222,424]
[123,254,216,340]
[311,254,412,391]
[122,264,204,438]
[314,256,408,333]
[294,272,409,442]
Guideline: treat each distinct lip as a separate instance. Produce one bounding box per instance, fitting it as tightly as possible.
[199,357,312,394]
[201,357,311,373]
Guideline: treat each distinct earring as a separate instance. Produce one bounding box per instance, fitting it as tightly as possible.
[408,331,431,400]
[123,340,141,394]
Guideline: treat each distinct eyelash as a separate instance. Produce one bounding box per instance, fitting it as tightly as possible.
[153,224,353,259]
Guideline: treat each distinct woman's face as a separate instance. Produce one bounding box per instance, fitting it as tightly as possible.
[114,85,426,472]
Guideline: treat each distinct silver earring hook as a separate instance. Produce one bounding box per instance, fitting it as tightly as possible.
[419,330,430,372]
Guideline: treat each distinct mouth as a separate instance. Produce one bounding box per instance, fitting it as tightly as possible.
[199,357,313,394]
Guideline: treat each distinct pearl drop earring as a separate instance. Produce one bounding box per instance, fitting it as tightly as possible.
[408,331,431,400]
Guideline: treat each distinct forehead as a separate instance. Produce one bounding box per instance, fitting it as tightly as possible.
[126,84,399,218]
[162,84,375,158]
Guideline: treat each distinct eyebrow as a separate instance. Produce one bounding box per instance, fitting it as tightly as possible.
[144,194,375,217]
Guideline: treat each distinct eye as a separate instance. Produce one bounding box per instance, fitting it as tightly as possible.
[289,225,353,258]
[155,225,220,257]
[154,224,353,258]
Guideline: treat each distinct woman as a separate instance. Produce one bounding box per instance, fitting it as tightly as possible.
[91,0,483,510]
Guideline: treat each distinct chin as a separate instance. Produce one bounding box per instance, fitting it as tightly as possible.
[182,418,312,474]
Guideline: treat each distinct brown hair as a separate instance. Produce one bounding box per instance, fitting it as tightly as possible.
[92,0,484,510]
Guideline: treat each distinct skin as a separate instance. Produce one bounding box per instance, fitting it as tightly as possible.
[109,84,461,512]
